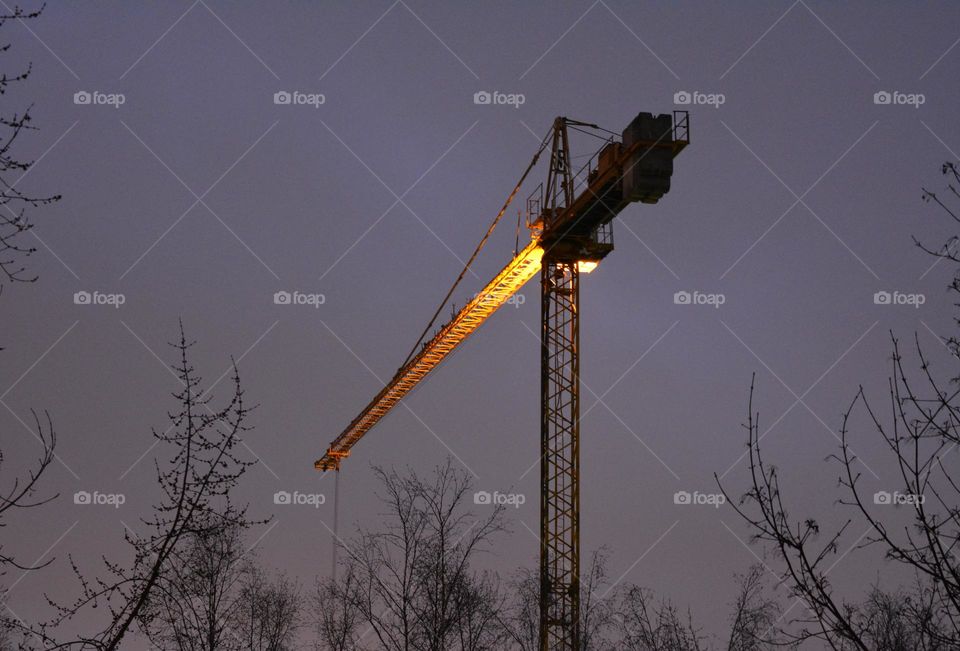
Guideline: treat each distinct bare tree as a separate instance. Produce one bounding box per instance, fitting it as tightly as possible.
[579,549,615,651]
[919,160,960,362]
[503,549,628,651]
[21,324,257,650]
[718,375,929,648]
[410,461,507,651]
[449,570,507,651]
[606,561,783,651]
[316,465,793,651]
[0,588,14,651]
[718,376,867,648]
[235,567,300,651]
[0,412,56,650]
[502,566,539,651]
[313,570,361,651]
[138,516,252,651]
[0,411,55,574]
[856,584,942,651]
[335,459,507,651]
[136,517,298,651]
[834,335,960,648]
[725,565,781,651]
[0,1,63,630]
[718,162,960,649]
[0,3,61,292]
[613,585,704,651]
[500,567,531,651]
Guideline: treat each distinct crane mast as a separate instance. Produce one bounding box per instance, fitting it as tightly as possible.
[539,118,584,650]
[535,113,687,649]
[316,111,689,651]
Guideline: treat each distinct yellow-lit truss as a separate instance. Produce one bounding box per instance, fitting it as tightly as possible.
[315,239,544,470]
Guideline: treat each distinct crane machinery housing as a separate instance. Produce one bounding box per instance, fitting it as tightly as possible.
[316,109,689,651]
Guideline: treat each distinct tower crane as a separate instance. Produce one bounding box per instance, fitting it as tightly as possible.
[316,110,689,650]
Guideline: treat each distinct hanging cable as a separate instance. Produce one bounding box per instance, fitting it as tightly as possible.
[399,125,553,369]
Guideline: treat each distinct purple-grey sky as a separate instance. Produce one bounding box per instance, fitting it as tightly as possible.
[3,1,960,647]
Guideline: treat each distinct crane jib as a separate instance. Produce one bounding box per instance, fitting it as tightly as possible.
[314,240,544,471]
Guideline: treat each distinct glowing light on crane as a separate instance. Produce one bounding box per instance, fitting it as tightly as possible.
[315,239,544,471]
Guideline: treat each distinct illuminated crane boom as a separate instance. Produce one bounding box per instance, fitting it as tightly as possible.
[315,239,544,471]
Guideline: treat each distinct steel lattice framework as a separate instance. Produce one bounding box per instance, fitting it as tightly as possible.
[539,261,580,650]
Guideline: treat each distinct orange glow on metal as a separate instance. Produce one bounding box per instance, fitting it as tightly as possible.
[315,239,544,471]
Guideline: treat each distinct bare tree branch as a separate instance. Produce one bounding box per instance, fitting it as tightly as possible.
[18,323,259,650]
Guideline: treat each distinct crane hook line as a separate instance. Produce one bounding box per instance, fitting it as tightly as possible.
[399,126,553,369]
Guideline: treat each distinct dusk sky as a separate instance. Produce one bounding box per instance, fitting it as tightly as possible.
[3,2,960,647]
